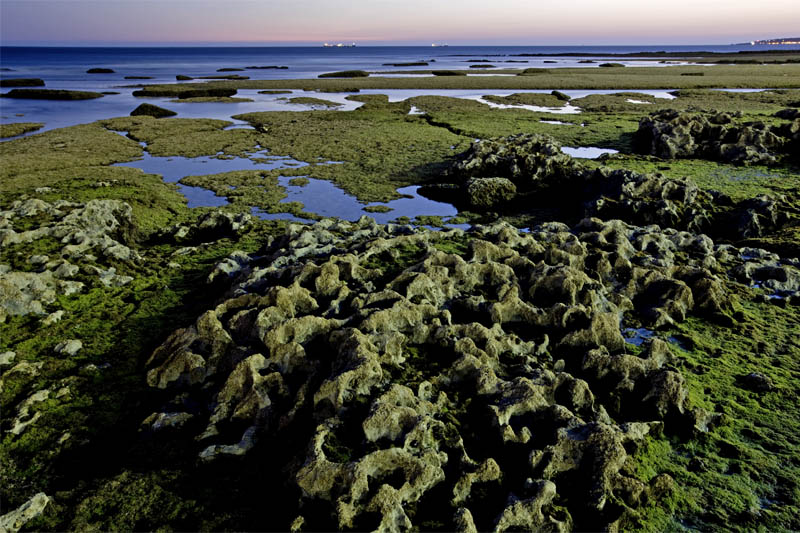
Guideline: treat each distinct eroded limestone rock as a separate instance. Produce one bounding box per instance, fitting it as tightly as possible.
[142,216,797,530]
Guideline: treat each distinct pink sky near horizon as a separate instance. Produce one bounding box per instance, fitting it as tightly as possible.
[1,0,799,45]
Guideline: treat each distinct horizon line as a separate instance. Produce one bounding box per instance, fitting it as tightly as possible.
[0,40,765,48]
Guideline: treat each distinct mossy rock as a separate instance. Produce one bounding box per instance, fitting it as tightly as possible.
[86,68,115,74]
[0,78,45,87]
[431,70,467,76]
[0,122,44,138]
[217,68,245,72]
[168,96,253,103]
[258,90,292,95]
[288,177,310,187]
[198,75,250,80]
[520,68,549,75]
[383,62,429,67]
[363,205,392,213]
[470,64,497,69]
[599,63,625,68]
[245,65,289,70]
[318,70,369,78]
[551,90,571,101]
[133,87,237,99]
[315,87,361,93]
[130,103,177,119]
[281,97,343,109]
[176,75,193,80]
[1,89,103,100]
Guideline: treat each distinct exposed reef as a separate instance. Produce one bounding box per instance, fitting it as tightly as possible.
[421,134,798,242]
[633,109,800,165]
[0,123,44,139]
[130,103,177,118]
[0,198,139,323]
[143,214,798,530]
[132,87,238,99]
[0,78,45,88]
[1,89,104,100]
[319,70,370,79]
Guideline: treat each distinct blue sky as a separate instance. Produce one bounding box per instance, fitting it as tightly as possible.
[1,0,799,45]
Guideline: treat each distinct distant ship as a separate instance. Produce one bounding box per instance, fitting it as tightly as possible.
[431,43,449,47]
[323,42,356,48]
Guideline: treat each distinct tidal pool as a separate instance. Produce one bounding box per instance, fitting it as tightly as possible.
[257,177,461,225]
[623,327,655,346]
[562,146,619,158]
[113,149,308,209]
[113,149,461,225]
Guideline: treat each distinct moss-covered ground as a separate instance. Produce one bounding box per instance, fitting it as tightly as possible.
[0,122,44,138]
[130,64,800,94]
[623,293,800,532]
[2,61,800,531]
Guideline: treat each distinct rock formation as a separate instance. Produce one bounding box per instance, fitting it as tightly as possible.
[144,214,799,530]
[634,109,800,165]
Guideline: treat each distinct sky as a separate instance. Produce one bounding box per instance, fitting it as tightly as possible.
[1,0,799,46]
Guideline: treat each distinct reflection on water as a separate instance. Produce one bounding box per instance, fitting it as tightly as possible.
[471,96,582,114]
[562,146,619,159]
[112,149,460,225]
[255,178,459,225]
[113,148,308,182]
[623,327,655,346]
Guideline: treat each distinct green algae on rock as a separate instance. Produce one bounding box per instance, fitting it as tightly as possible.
[138,212,799,530]
[167,96,255,103]
[287,177,309,187]
[1,89,104,100]
[130,103,177,118]
[0,78,45,88]
[483,92,568,108]
[318,70,369,78]
[0,123,44,139]
[363,204,392,213]
[280,96,343,109]
[132,86,237,99]
[634,109,800,165]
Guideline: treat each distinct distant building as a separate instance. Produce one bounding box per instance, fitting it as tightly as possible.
[752,37,800,45]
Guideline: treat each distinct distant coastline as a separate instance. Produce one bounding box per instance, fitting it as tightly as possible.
[749,37,800,45]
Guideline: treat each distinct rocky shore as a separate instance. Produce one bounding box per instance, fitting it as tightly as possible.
[2,85,799,531]
[140,202,797,530]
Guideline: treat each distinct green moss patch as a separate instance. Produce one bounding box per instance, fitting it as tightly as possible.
[131,64,800,92]
[280,97,343,109]
[628,297,800,532]
[101,116,259,158]
[1,89,104,100]
[318,70,369,78]
[0,122,44,138]
[167,96,254,103]
[363,205,392,213]
[0,78,45,87]
[483,92,567,108]
[233,107,468,201]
